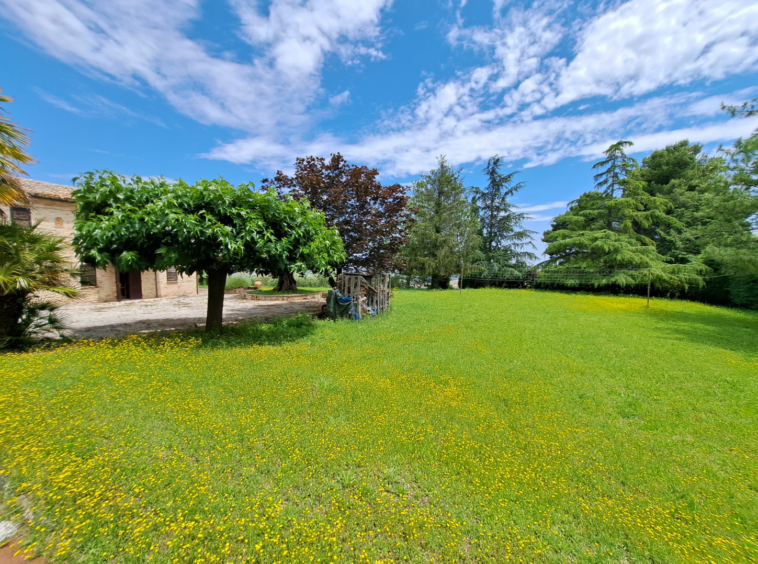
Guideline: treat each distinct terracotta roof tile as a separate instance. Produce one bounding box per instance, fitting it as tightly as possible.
[18,178,75,202]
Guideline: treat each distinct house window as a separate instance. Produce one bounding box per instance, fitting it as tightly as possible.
[10,207,31,227]
[167,267,178,283]
[79,263,97,287]
[55,217,64,227]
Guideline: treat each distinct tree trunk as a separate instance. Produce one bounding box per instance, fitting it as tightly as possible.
[205,268,227,332]
[274,271,297,292]
[0,294,26,345]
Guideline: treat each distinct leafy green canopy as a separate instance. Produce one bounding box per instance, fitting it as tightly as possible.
[543,182,706,289]
[471,156,536,279]
[73,171,345,331]
[722,130,758,195]
[401,157,480,288]
[592,140,638,196]
[633,141,758,275]
[544,138,758,296]
[73,171,345,277]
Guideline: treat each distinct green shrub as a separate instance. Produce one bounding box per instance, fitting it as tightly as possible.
[225,273,253,290]
[225,272,277,290]
[294,272,331,288]
[0,221,78,348]
[729,275,758,310]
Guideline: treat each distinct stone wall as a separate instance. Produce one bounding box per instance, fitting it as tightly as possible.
[1,196,198,303]
[155,270,198,298]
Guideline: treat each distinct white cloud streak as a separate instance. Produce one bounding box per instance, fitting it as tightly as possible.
[36,89,167,126]
[2,0,391,134]
[517,201,570,213]
[4,0,758,178]
[206,0,758,175]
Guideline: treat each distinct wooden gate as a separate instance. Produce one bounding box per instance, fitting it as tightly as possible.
[339,273,391,318]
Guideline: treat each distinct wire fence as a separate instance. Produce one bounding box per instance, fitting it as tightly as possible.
[394,267,755,308]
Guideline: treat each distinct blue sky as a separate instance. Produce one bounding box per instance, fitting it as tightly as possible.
[2,0,758,255]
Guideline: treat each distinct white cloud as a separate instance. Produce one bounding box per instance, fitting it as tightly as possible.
[37,89,167,126]
[681,88,758,117]
[554,0,758,108]
[329,90,351,106]
[518,201,570,212]
[2,0,391,133]
[206,0,758,175]
[206,96,758,176]
[578,117,758,157]
[523,214,559,222]
[35,89,83,114]
[233,0,390,76]
[5,0,758,178]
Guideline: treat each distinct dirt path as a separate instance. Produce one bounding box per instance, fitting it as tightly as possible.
[57,294,324,340]
[0,543,44,564]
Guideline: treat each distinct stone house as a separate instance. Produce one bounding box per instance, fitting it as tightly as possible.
[0,179,198,303]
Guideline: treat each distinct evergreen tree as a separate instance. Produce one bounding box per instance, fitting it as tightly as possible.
[592,140,638,196]
[471,156,536,279]
[544,139,757,302]
[721,130,758,195]
[634,141,758,275]
[542,180,706,290]
[721,98,758,118]
[402,157,480,289]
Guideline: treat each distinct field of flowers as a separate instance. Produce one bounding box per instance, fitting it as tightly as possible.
[1,289,757,563]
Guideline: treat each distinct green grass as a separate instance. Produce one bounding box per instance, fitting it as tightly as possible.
[1,290,757,563]
[246,286,329,295]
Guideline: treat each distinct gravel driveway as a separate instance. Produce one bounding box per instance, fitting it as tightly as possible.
[57,293,324,340]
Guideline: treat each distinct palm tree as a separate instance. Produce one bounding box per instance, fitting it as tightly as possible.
[0,220,78,347]
[0,89,34,208]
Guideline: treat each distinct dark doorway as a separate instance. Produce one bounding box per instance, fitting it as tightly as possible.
[117,270,143,300]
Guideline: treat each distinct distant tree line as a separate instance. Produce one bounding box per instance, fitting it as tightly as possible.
[394,105,757,310]
[3,83,758,349]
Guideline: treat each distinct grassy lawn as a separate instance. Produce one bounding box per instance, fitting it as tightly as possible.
[246,287,329,295]
[1,290,757,563]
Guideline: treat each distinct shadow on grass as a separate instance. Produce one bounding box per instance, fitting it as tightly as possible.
[8,313,319,354]
[189,313,318,349]
[648,307,758,357]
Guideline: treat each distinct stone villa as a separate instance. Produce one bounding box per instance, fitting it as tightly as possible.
[0,179,198,303]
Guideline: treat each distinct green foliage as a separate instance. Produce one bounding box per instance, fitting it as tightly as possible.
[542,183,706,290]
[634,141,758,278]
[721,128,758,194]
[0,220,78,348]
[72,171,345,330]
[727,275,758,309]
[402,157,481,289]
[0,89,34,207]
[544,139,758,301]
[2,290,757,563]
[721,97,758,118]
[73,171,345,277]
[470,156,536,281]
[224,272,329,291]
[295,272,331,288]
[224,273,257,290]
[592,140,638,196]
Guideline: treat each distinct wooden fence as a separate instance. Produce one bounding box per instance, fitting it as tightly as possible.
[339,273,391,317]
